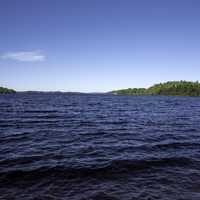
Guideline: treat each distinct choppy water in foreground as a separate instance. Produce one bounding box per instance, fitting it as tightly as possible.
[0,93,200,200]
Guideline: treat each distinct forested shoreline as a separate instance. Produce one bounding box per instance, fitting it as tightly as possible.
[0,87,16,94]
[111,81,200,96]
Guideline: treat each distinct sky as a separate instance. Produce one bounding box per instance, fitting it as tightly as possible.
[0,0,200,92]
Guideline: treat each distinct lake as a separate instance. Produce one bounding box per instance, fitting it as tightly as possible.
[0,93,200,200]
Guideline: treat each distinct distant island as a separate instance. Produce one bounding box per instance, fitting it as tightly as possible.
[0,87,16,94]
[111,81,200,96]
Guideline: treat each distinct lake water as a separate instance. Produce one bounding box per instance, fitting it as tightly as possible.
[0,93,200,200]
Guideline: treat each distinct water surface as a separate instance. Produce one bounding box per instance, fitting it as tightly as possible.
[0,93,200,200]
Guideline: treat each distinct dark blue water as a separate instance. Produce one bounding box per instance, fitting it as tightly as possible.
[0,93,200,200]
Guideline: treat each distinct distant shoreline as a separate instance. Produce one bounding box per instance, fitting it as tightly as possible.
[2,80,200,96]
[111,81,200,96]
[0,87,16,94]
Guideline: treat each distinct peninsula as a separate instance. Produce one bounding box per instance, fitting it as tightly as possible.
[111,81,200,96]
[0,87,16,94]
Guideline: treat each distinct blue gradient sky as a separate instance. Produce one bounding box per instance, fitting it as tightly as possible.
[0,0,200,92]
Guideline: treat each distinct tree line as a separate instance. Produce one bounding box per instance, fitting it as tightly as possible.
[0,87,16,94]
[111,81,200,96]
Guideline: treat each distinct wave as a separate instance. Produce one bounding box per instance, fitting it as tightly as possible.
[0,157,194,183]
[153,141,200,149]
[81,192,119,200]
[24,110,58,113]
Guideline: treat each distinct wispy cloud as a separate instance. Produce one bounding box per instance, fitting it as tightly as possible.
[1,51,46,62]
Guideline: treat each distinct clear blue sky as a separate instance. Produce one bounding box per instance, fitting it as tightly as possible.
[0,0,200,92]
